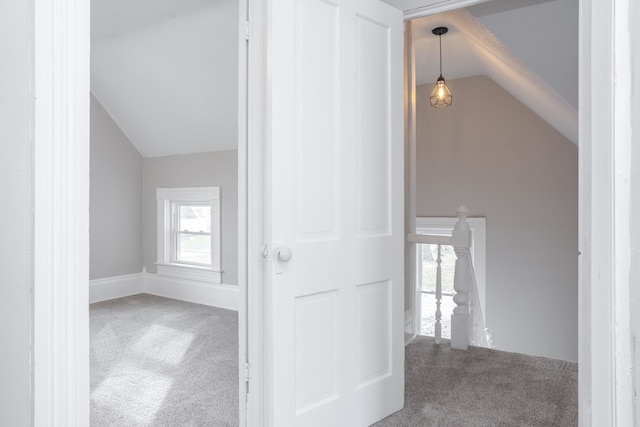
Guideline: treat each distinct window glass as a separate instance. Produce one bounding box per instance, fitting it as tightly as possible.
[172,202,212,266]
[421,244,455,294]
[177,204,211,233]
[176,234,212,265]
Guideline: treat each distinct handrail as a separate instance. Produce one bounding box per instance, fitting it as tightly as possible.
[406,233,452,246]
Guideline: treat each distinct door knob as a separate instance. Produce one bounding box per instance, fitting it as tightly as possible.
[277,247,293,262]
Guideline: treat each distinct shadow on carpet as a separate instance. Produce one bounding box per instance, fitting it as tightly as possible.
[90,294,238,427]
[373,336,578,427]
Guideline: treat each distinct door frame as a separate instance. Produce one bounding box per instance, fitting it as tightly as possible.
[241,0,268,424]
[32,0,253,425]
[578,0,635,424]
[402,0,634,424]
[32,0,635,426]
[33,0,90,423]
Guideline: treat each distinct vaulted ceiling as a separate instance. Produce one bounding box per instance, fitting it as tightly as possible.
[91,0,578,157]
[411,0,578,143]
[91,0,238,158]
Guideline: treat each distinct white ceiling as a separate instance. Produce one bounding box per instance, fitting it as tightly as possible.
[91,0,578,157]
[91,0,238,158]
[92,0,216,44]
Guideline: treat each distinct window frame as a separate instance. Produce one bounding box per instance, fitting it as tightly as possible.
[156,187,221,283]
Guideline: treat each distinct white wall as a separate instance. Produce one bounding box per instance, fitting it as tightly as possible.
[631,0,640,417]
[143,151,238,285]
[90,95,144,280]
[0,0,32,424]
[416,76,578,361]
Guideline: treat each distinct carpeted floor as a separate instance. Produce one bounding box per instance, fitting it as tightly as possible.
[90,295,577,426]
[90,294,238,426]
[374,336,578,427]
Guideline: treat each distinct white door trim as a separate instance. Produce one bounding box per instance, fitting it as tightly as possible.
[238,0,249,423]
[404,20,418,343]
[244,0,268,424]
[33,0,90,425]
[398,0,491,20]
[579,0,635,425]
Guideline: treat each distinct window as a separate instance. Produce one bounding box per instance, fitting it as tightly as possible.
[156,187,221,283]
[416,217,486,337]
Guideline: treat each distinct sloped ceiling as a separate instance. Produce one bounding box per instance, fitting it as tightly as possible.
[388,0,578,144]
[467,0,578,110]
[91,0,238,158]
[92,0,578,157]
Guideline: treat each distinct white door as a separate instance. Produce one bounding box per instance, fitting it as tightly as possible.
[268,0,404,425]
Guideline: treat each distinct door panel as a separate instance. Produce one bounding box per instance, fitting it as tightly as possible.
[356,280,391,385]
[356,16,392,236]
[295,291,339,412]
[294,0,340,242]
[269,0,404,425]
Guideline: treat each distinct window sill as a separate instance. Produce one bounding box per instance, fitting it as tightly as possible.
[156,262,222,284]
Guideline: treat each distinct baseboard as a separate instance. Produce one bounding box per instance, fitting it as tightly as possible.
[405,309,417,346]
[89,272,145,303]
[144,273,239,311]
[89,272,239,311]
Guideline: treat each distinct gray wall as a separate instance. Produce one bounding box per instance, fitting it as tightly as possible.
[143,151,238,286]
[90,95,144,280]
[416,76,578,361]
[0,0,32,424]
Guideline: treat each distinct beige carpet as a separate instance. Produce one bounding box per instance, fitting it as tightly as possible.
[90,294,238,426]
[373,336,578,426]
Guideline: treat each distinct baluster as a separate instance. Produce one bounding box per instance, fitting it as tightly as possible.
[434,244,442,344]
[451,206,471,350]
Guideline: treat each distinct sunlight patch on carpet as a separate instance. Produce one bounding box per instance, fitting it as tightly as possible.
[133,324,195,365]
[91,324,120,366]
[91,363,173,426]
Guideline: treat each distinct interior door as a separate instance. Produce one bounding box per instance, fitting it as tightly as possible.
[268,0,404,425]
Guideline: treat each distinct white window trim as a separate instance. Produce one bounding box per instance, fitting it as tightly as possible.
[415,216,487,318]
[156,187,222,283]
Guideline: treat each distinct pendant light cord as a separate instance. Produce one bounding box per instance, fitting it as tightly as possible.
[439,34,443,77]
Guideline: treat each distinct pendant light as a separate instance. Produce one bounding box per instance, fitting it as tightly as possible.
[430,26,453,108]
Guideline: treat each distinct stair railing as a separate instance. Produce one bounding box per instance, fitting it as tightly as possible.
[407,206,489,350]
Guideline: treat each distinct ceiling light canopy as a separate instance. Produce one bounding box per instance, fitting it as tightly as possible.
[430,26,453,108]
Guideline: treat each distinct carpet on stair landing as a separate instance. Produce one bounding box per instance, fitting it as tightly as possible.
[373,336,578,427]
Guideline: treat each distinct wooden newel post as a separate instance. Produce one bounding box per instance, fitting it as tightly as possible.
[451,205,471,350]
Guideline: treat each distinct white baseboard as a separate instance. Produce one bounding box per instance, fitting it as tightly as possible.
[89,272,239,311]
[144,273,238,311]
[89,273,145,303]
[405,309,417,346]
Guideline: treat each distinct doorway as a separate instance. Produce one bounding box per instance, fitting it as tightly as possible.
[88,0,244,424]
[31,0,632,424]
[404,2,579,362]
